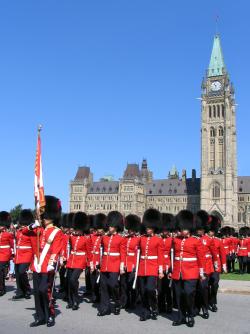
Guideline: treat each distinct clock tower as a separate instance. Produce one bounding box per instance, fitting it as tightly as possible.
[200,35,238,226]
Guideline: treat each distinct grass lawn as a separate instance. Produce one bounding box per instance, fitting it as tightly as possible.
[220,263,250,281]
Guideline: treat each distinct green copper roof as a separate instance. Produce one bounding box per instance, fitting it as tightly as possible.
[208,35,226,77]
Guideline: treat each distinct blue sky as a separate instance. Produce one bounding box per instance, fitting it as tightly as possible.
[0,1,250,211]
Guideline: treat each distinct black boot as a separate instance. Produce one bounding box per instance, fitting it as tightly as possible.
[12,294,24,300]
[114,307,120,315]
[210,304,218,312]
[30,319,46,327]
[186,317,195,327]
[140,312,150,321]
[172,319,186,326]
[47,316,55,327]
[97,309,111,316]
[72,303,79,310]
[151,310,158,320]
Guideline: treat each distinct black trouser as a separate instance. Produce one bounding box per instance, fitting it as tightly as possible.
[59,266,67,291]
[90,269,100,302]
[120,271,137,308]
[238,256,248,274]
[139,276,158,315]
[208,272,220,306]
[173,279,197,321]
[226,255,232,273]
[247,257,250,274]
[67,268,82,306]
[33,272,55,322]
[196,276,209,312]
[0,262,8,293]
[99,272,120,312]
[85,266,91,293]
[15,263,31,296]
[230,253,236,272]
[158,273,172,312]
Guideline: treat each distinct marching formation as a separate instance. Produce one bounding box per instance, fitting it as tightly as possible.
[0,195,250,328]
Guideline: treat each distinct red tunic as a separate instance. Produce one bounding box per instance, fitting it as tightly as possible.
[162,237,172,273]
[0,231,14,262]
[138,235,164,277]
[100,234,126,273]
[91,233,102,268]
[67,235,92,269]
[213,237,226,273]
[200,234,218,275]
[124,235,140,273]
[230,236,239,254]
[172,236,205,281]
[222,237,232,256]
[14,229,33,264]
[237,238,250,257]
[60,233,70,261]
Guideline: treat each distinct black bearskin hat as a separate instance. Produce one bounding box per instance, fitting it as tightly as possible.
[88,215,94,230]
[220,226,231,237]
[160,213,174,233]
[0,211,11,228]
[67,212,74,229]
[107,211,124,232]
[93,213,106,230]
[239,226,248,238]
[73,212,89,233]
[195,210,210,232]
[175,210,194,232]
[42,195,62,222]
[142,209,161,232]
[207,215,221,233]
[60,214,68,228]
[19,209,34,226]
[125,214,141,232]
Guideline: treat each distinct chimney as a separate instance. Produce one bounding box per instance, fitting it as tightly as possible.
[192,169,196,182]
[182,169,186,182]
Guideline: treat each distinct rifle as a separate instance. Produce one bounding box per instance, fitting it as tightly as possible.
[169,234,174,288]
[132,248,140,290]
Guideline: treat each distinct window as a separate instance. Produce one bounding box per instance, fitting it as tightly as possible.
[218,126,224,136]
[221,104,225,118]
[210,127,215,137]
[209,106,212,118]
[213,105,216,118]
[212,184,220,198]
[217,105,220,118]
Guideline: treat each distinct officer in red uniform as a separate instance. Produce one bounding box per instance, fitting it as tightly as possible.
[84,214,94,297]
[138,209,164,321]
[120,214,141,310]
[221,226,232,272]
[195,210,218,320]
[0,211,14,296]
[170,210,205,328]
[207,215,227,312]
[229,228,238,273]
[158,213,173,314]
[58,214,69,295]
[238,227,250,274]
[66,212,92,310]
[26,195,64,327]
[90,213,106,304]
[97,211,126,316]
[12,209,34,300]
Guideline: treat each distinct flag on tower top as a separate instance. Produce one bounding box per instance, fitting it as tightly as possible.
[34,125,46,213]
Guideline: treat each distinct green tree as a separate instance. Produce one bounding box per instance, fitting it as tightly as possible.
[10,204,23,222]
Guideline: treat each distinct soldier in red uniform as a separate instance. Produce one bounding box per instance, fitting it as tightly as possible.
[66,212,92,310]
[238,227,250,274]
[120,214,141,310]
[58,214,69,295]
[138,209,164,321]
[97,211,126,316]
[0,211,14,296]
[195,210,218,320]
[170,210,206,328]
[158,213,173,314]
[12,209,34,300]
[229,228,238,273]
[26,195,64,327]
[90,213,106,304]
[221,226,232,272]
[207,215,227,312]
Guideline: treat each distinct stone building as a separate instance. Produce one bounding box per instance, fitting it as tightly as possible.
[69,35,250,228]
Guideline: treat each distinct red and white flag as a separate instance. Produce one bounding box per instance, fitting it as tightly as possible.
[34,126,46,213]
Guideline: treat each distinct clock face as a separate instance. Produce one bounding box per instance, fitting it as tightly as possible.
[211,81,222,91]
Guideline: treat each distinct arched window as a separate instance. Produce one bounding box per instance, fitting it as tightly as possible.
[218,126,224,136]
[213,105,216,118]
[221,104,225,118]
[210,127,215,137]
[212,184,220,198]
[217,105,220,118]
[209,106,212,118]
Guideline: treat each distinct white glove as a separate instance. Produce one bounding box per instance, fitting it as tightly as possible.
[120,262,125,274]
[222,264,227,273]
[47,264,55,272]
[214,261,218,271]
[31,220,40,229]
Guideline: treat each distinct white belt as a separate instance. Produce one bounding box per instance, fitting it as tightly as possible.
[164,255,169,258]
[205,254,212,258]
[0,245,10,249]
[240,247,247,250]
[16,246,32,249]
[224,246,229,249]
[92,251,100,255]
[127,252,135,256]
[103,252,120,256]
[71,251,86,255]
[141,255,158,260]
[175,257,197,262]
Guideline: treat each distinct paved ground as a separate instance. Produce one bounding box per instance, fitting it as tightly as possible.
[0,282,249,334]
